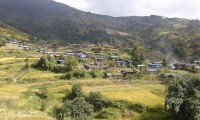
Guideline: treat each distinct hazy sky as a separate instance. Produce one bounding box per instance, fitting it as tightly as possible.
[54,0,200,19]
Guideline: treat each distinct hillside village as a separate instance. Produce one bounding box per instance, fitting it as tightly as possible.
[0,36,199,119]
[0,0,200,119]
[4,37,200,82]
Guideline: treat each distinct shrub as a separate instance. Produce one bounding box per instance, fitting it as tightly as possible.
[68,84,83,100]
[36,87,48,99]
[63,97,94,120]
[87,92,104,112]
[51,104,64,120]
[129,103,146,113]
[62,72,72,80]
[90,69,98,78]
[95,108,122,119]
[73,70,85,78]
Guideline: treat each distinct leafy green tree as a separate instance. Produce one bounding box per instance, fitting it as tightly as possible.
[130,47,143,66]
[162,57,167,67]
[33,55,59,72]
[173,47,189,61]
[62,72,72,80]
[87,92,104,112]
[63,97,94,120]
[68,84,83,100]
[90,69,98,78]
[73,70,85,78]
[166,76,200,120]
[64,57,78,71]
[34,56,49,70]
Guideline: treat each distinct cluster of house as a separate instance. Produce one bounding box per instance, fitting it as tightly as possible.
[8,38,34,51]
[6,39,200,81]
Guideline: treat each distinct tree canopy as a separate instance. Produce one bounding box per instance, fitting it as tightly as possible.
[166,76,200,120]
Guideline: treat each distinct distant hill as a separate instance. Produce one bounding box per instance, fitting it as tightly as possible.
[0,0,200,60]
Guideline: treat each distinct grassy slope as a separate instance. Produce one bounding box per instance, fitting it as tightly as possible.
[0,22,30,41]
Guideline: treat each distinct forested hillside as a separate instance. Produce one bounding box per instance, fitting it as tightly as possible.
[0,0,200,60]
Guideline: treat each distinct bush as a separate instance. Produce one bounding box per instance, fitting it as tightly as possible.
[147,105,164,113]
[87,92,104,112]
[68,84,83,100]
[62,72,72,80]
[129,103,146,113]
[95,108,122,119]
[90,69,98,78]
[73,70,85,78]
[63,97,94,120]
[36,87,48,99]
[51,104,64,120]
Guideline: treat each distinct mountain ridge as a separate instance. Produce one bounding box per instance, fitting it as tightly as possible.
[0,0,200,60]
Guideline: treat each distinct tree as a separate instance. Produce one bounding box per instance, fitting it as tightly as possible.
[173,47,189,61]
[90,69,98,78]
[64,57,78,71]
[73,70,85,79]
[33,55,58,71]
[166,76,200,120]
[68,84,83,100]
[63,97,94,120]
[34,56,49,70]
[162,57,167,67]
[88,92,104,112]
[130,47,143,66]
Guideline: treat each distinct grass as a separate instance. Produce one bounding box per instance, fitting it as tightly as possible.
[0,23,30,40]
[20,69,63,80]
[0,85,27,99]
[0,109,54,120]
[102,89,164,107]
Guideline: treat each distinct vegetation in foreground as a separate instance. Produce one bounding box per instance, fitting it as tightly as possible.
[0,36,199,120]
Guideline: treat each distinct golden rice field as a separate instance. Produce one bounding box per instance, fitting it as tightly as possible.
[20,69,62,80]
[102,89,164,107]
[0,85,27,99]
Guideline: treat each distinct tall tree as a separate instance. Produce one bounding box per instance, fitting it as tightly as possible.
[162,57,167,67]
[63,97,94,120]
[166,76,200,120]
